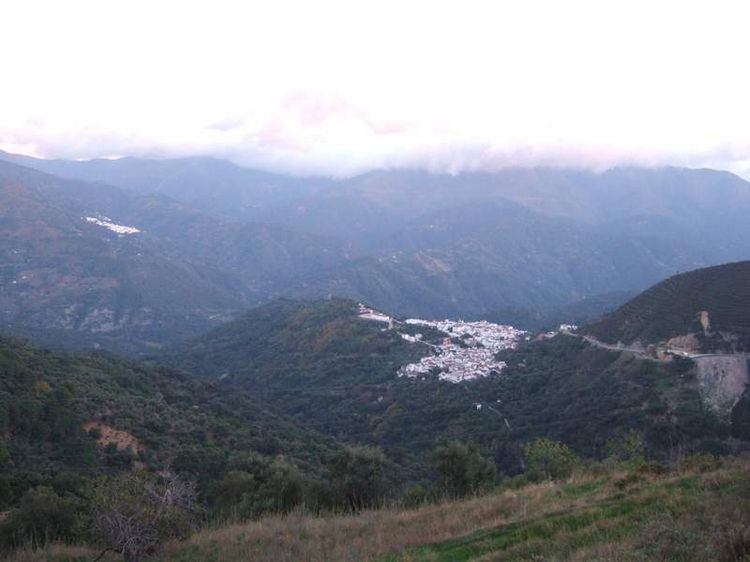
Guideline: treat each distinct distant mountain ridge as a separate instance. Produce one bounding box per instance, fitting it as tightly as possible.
[3,151,750,351]
[0,159,346,353]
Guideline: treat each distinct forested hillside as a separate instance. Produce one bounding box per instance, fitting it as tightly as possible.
[0,335,340,512]
[161,298,738,477]
[586,260,750,352]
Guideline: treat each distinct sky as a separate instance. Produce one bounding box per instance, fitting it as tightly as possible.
[2,0,750,178]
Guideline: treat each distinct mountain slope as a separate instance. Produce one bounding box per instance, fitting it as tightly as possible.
[585,260,750,352]
[0,161,252,352]
[296,201,714,318]
[0,334,339,510]
[0,160,349,352]
[161,299,734,475]
[4,151,750,332]
[0,151,329,222]
[12,456,750,562]
[159,299,433,462]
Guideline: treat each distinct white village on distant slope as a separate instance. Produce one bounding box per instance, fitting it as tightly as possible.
[358,303,526,383]
[84,216,141,235]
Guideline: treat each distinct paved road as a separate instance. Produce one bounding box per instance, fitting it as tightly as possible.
[568,332,750,363]
[571,333,658,360]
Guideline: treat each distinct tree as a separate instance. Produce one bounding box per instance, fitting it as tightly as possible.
[329,446,389,511]
[210,457,304,520]
[90,471,199,562]
[606,429,645,463]
[432,441,496,499]
[0,486,82,551]
[522,438,579,481]
[0,438,9,466]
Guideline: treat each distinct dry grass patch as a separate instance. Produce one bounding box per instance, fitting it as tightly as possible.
[160,485,569,562]
[4,544,117,562]
[6,459,748,562]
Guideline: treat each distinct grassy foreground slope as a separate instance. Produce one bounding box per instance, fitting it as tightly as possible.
[585,260,750,352]
[12,457,750,562]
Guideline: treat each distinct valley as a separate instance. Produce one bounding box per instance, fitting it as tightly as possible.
[4,6,750,559]
[4,153,750,356]
[1,157,750,561]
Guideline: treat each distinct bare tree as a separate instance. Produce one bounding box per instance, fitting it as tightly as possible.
[91,471,199,562]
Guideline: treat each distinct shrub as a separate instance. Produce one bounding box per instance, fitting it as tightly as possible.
[636,461,669,476]
[329,446,389,511]
[0,487,83,551]
[522,438,579,481]
[432,441,496,499]
[681,453,722,473]
[400,484,432,508]
[90,471,198,562]
[605,429,645,464]
[210,458,304,520]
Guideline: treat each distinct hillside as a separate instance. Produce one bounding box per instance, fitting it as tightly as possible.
[0,161,252,353]
[12,457,750,562]
[0,151,331,223]
[159,299,433,467]
[11,152,749,245]
[585,261,750,352]
[159,458,750,562]
[5,151,750,326]
[0,159,346,353]
[294,201,693,318]
[0,334,339,511]
[161,299,737,475]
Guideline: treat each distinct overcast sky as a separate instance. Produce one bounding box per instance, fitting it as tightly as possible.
[2,0,749,177]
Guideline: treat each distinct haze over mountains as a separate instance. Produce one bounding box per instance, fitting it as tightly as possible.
[4,2,750,558]
[3,151,750,352]
[3,151,750,560]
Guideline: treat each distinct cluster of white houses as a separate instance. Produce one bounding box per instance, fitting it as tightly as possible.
[84,216,141,235]
[357,304,526,383]
[398,318,526,383]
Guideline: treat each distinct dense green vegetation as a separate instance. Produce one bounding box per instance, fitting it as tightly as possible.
[586,260,750,351]
[161,298,736,480]
[0,334,340,514]
[2,276,750,559]
[11,455,749,562]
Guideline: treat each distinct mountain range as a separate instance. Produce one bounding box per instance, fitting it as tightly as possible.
[2,150,750,353]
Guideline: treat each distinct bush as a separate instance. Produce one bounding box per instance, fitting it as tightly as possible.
[522,438,579,481]
[400,484,432,508]
[0,487,83,551]
[210,457,304,520]
[90,471,198,562]
[432,441,496,499]
[636,461,669,475]
[329,446,389,511]
[681,453,722,473]
[605,429,645,464]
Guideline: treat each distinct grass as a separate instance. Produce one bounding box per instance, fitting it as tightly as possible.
[8,458,750,562]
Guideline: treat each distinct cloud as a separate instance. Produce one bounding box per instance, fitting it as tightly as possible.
[1,1,749,178]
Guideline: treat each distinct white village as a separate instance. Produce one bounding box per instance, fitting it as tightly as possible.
[84,215,141,235]
[358,303,526,383]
